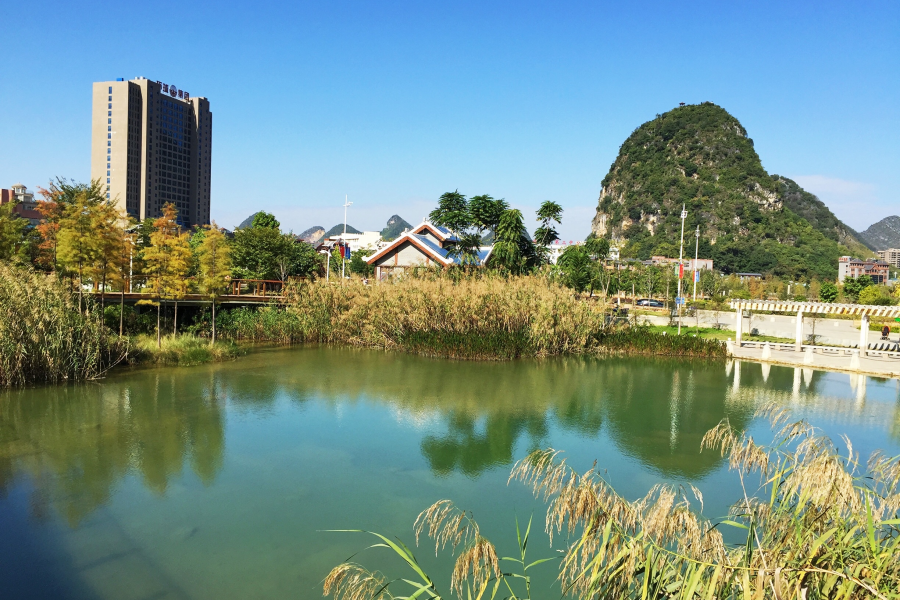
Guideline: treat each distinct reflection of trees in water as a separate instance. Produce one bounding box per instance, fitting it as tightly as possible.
[242,348,751,479]
[0,372,226,525]
[421,410,549,477]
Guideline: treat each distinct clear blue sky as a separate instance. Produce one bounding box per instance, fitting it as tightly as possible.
[2,0,897,240]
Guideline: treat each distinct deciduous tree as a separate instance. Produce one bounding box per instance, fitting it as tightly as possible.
[197,223,232,343]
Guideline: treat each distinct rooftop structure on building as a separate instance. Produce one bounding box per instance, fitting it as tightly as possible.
[326,231,383,252]
[877,248,900,268]
[837,256,890,284]
[365,221,492,280]
[0,183,41,226]
[91,76,212,228]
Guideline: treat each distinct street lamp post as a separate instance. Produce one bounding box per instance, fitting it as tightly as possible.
[692,225,699,302]
[342,195,352,282]
[677,205,687,335]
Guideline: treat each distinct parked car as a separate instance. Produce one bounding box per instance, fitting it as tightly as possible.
[636,299,664,308]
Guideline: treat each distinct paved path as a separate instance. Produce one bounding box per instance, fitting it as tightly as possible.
[638,310,898,346]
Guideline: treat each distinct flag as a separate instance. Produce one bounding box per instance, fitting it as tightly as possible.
[679,263,684,279]
[694,270,699,282]
[344,245,351,259]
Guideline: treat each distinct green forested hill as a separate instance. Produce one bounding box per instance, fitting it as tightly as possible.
[591,103,871,280]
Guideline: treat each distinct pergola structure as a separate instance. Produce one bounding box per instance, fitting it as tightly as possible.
[729,300,900,356]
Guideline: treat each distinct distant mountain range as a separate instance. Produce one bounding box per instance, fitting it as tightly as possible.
[237,212,262,229]
[381,215,413,241]
[298,226,325,244]
[324,224,362,237]
[859,216,900,251]
[237,214,417,245]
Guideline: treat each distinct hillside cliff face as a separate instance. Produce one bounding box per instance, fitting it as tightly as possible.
[860,216,900,250]
[591,103,868,279]
[381,214,412,241]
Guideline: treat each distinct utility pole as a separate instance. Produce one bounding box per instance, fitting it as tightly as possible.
[677,204,687,335]
[342,195,352,282]
[692,225,700,302]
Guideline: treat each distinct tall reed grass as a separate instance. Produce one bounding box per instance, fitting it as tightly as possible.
[215,275,723,359]
[325,408,900,599]
[0,263,123,386]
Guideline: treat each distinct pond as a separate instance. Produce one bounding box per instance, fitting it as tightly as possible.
[1,347,898,599]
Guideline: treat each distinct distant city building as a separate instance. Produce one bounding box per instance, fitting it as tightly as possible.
[327,231,383,252]
[736,273,763,281]
[877,248,900,268]
[838,256,889,284]
[0,182,41,226]
[650,256,714,271]
[91,77,212,228]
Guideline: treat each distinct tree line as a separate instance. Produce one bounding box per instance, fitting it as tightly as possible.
[0,179,322,346]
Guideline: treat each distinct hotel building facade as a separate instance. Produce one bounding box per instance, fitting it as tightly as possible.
[91,77,212,227]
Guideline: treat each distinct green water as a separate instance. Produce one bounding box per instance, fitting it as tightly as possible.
[1,347,898,599]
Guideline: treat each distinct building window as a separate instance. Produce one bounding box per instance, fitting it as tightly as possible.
[108,141,111,146]
[107,133,111,139]
[107,178,110,184]
[107,171,110,176]
[108,103,112,109]
[108,111,112,117]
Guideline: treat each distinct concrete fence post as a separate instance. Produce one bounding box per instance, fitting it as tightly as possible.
[860,314,869,357]
[795,309,804,351]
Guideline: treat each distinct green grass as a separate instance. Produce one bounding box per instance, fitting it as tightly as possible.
[127,334,246,366]
[646,324,793,343]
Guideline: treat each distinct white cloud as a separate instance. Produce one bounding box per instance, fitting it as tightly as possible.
[790,175,892,230]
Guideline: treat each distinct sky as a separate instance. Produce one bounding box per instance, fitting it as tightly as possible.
[1,0,897,241]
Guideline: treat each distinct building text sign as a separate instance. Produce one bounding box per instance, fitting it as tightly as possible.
[156,81,190,100]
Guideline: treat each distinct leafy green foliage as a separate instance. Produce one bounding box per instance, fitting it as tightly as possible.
[250,211,280,229]
[819,281,839,303]
[348,248,374,276]
[231,225,320,280]
[556,245,594,293]
[489,209,538,274]
[469,194,509,236]
[842,275,872,303]
[595,103,865,280]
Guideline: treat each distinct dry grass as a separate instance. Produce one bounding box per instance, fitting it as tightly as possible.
[0,263,124,386]
[220,274,724,360]
[325,409,900,599]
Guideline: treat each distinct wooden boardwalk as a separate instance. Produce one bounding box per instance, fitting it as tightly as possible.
[90,279,288,307]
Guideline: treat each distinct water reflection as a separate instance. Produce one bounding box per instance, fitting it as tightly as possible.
[0,372,226,525]
[1,348,898,529]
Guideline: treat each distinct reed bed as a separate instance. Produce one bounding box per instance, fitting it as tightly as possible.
[0,263,122,386]
[325,409,900,599]
[216,276,723,360]
[127,334,245,366]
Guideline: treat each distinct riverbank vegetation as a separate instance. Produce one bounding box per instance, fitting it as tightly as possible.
[212,274,725,359]
[0,263,122,386]
[127,333,245,366]
[325,410,900,599]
